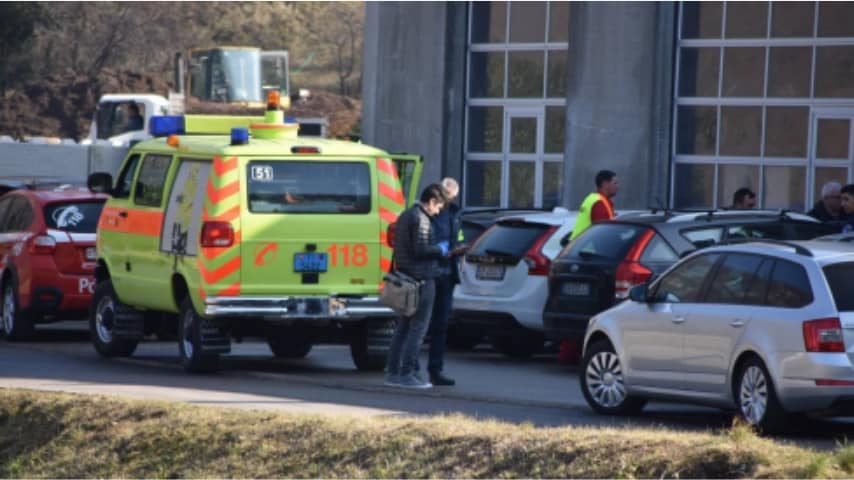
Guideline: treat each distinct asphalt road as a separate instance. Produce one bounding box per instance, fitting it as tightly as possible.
[0,322,851,449]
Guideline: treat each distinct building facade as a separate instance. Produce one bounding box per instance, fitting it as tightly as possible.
[362,1,854,211]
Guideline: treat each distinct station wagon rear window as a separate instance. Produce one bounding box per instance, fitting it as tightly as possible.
[44,201,105,233]
[823,262,854,311]
[247,161,371,214]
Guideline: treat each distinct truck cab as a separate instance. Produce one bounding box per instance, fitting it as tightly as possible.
[87,94,170,145]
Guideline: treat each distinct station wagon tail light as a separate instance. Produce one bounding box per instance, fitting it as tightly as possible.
[803,317,844,353]
[614,228,655,300]
[29,235,56,255]
[201,221,234,248]
[523,226,558,276]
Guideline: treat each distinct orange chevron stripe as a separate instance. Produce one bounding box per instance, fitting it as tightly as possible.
[376,158,397,178]
[203,204,241,223]
[200,230,242,261]
[199,255,241,285]
[212,156,238,177]
[380,257,392,272]
[216,281,241,296]
[198,287,207,301]
[378,181,404,206]
[380,231,389,247]
[206,179,240,205]
[379,207,398,224]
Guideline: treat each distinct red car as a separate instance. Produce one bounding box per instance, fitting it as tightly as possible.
[0,186,107,340]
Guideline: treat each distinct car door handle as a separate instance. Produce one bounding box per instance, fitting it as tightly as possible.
[118,211,128,218]
[730,319,746,328]
[672,316,686,324]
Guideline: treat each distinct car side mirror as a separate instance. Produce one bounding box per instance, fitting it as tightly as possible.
[629,283,650,303]
[559,234,570,248]
[88,172,113,194]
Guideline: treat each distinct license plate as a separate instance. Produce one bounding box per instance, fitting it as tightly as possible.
[85,247,97,261]
[476,264,505,281]
[294,252,328,272]
[562,282,591,296]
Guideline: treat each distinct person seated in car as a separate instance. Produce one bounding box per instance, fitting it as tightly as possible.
[124,103,144,132]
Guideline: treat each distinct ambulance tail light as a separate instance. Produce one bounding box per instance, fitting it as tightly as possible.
[201,222,234,248]
[29,234,57,255]
[291,146,319,154]
[386,223,396,247]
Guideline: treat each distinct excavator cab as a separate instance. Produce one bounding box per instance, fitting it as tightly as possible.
[186,47,262,104]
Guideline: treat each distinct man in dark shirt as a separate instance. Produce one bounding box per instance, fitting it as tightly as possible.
[842,184,854,234]
[384,184,448,389]
[808,181,845,226]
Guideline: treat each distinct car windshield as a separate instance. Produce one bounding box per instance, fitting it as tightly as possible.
[469,222,550,259]
[560,223,648,260]
[43,201,105,233]
[823,262,854,311]
[247,161,371,214]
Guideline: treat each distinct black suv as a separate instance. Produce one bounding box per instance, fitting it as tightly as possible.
[543,210,839,343]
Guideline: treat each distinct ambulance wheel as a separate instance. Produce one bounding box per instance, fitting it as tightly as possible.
[178,298,220,374]
[350,319,394,371]
[90,280,138,357]
[267,334,313,358]
[2,279,33,341]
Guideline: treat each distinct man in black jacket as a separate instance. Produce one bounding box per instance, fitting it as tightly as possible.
[385,184,448,389]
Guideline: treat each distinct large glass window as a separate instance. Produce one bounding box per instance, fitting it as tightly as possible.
[673,1,854,209]
[465,1,568,208]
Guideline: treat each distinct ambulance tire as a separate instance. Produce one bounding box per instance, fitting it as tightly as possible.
[178,298,220,374]
[350,319,394,371]
[89,280,138,357]
[267,335,313,358]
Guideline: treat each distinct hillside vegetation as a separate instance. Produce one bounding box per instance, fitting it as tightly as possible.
[3,389,854,478]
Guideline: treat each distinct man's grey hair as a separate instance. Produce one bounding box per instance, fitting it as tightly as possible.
[822,181,842,198]
[440,177,459,198]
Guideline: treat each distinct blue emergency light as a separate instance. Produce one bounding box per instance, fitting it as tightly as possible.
[149,116,186,137]
[231,127,249,145]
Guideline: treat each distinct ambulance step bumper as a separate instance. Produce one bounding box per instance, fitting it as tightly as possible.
[204,296,395,319]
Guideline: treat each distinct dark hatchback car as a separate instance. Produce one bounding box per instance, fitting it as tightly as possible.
[543,210,839,343]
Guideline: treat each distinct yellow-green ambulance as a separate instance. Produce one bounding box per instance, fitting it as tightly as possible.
[87,98,421,373]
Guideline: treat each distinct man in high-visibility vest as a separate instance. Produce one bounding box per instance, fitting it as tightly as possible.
[560,169,619,364]
[569,170,619,241]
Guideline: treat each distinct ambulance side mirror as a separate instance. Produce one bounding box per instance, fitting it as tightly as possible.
[88,172,114,195]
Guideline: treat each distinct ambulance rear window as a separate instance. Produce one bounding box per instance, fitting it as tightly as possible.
[247,161,371,214]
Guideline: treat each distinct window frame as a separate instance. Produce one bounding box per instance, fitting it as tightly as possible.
[133,154,174,208]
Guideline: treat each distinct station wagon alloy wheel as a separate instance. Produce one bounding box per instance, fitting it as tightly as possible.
[586,350,627,408]
[739,365,768,426]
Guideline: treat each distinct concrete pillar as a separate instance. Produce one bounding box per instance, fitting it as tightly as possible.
[362,2,467,192]
[562,2,675,210]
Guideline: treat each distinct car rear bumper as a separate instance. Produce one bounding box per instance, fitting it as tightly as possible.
[204,295,395,320]
[775,351,854,414]
[27,269,95,316]
[542,311,590,341]
[452,277,548,331]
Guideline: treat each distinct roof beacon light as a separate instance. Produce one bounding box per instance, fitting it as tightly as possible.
[167,134,180,148]
[150,115,185,137]
[267,90,281,111]
[231,127,249,146]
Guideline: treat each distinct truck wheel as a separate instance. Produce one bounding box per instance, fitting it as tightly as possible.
[580,340,646,415]
[267,334,313,358]
[2,279,33,341]
[350,319,394,371]
[90,280,138,357]
[178,298,220,374]
[491,333,544,359]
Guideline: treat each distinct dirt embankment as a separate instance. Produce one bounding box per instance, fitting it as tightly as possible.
[0,70,360,141]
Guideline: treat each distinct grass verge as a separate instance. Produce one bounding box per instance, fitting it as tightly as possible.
[0,387,851,478]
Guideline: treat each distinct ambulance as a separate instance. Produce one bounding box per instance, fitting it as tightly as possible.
[87,92,422,373]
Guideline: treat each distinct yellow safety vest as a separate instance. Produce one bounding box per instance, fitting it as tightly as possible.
[570,192,614,240]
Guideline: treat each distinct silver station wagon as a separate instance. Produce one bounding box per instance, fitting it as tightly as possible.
[580,239,854,432]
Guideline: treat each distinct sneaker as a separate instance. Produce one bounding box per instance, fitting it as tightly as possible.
[429,371,455,386]
[384,374,402,387]
[398,374,432,389]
